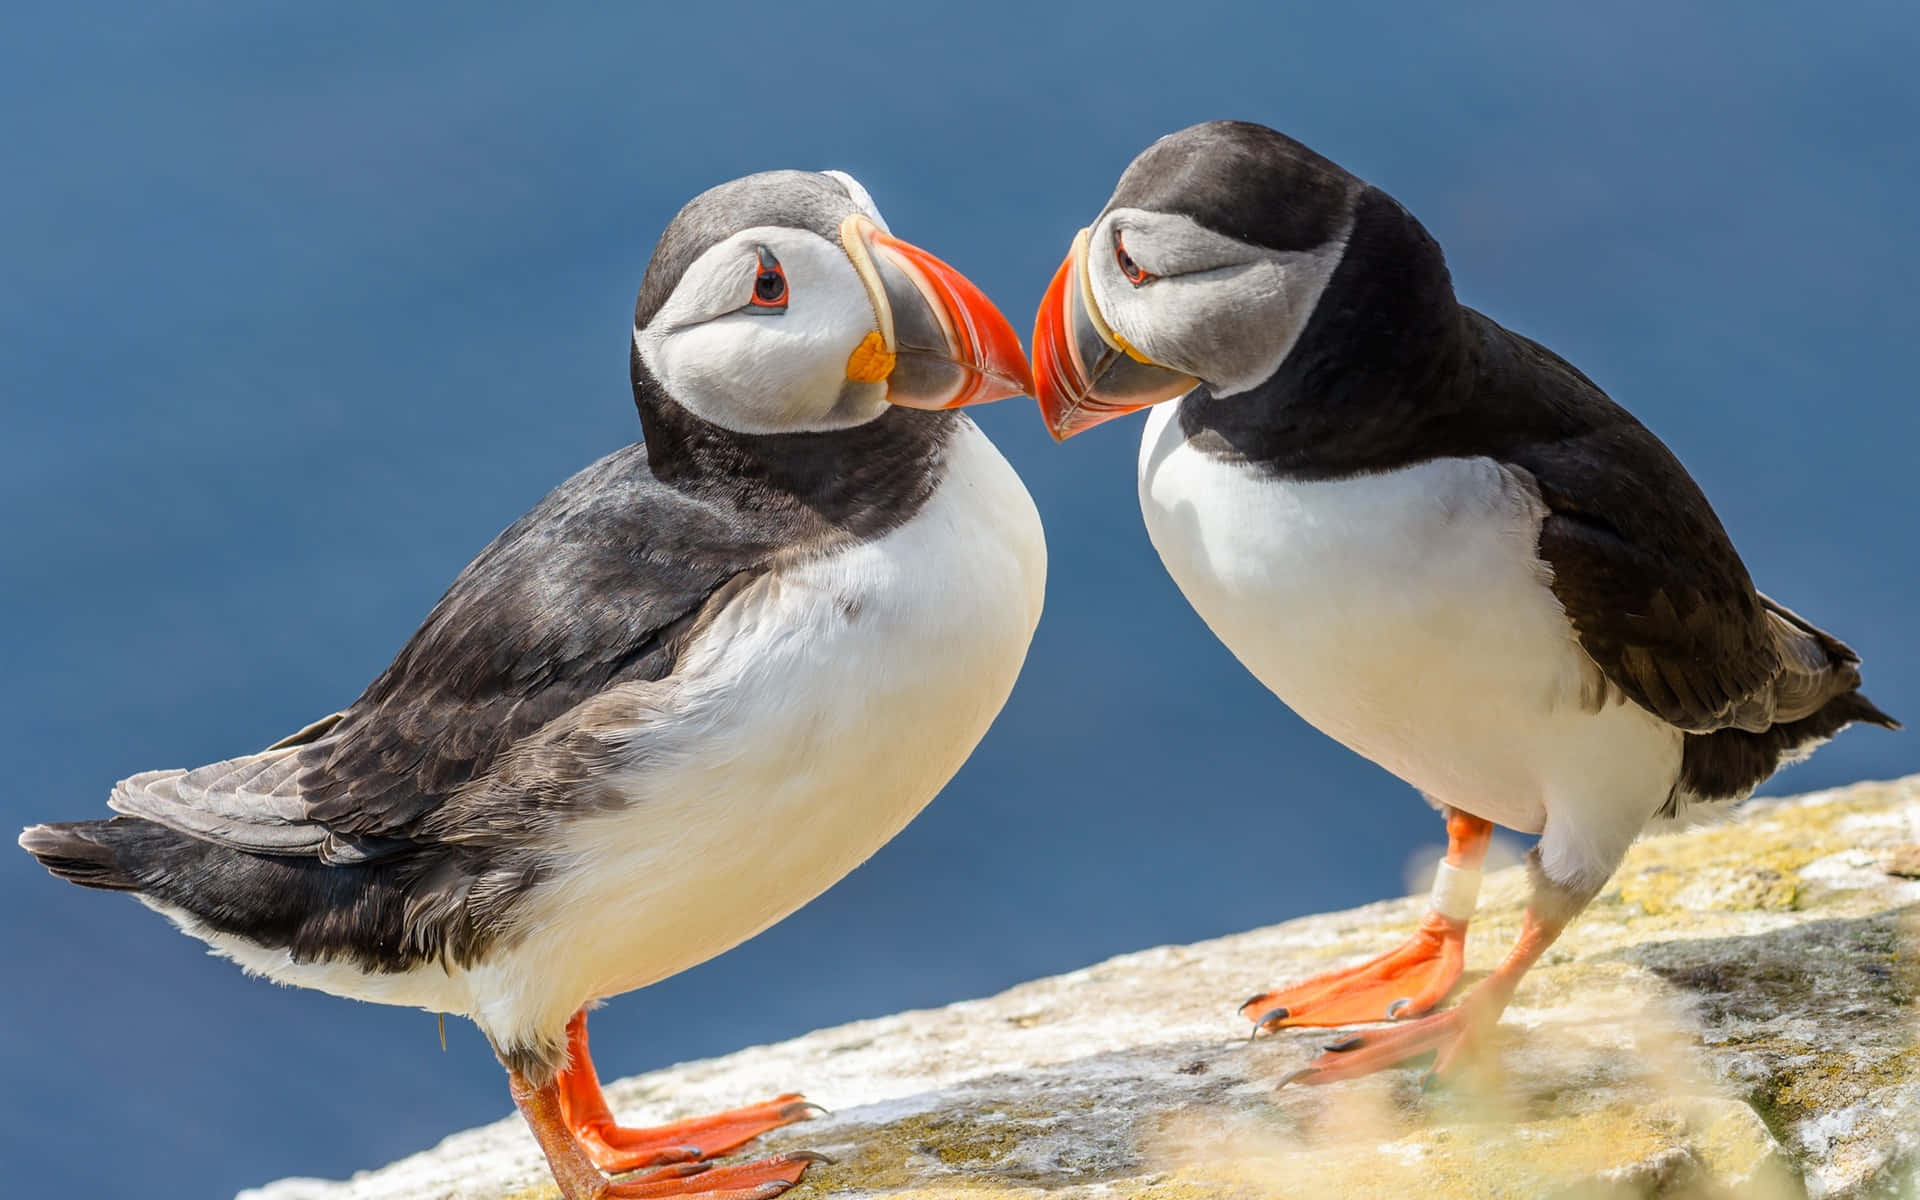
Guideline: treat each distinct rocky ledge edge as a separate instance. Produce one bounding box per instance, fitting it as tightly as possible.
[246,775,1920,1200]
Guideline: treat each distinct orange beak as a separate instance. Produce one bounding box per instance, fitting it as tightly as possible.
[1032,228,1196,440]
[840,215,1033,409]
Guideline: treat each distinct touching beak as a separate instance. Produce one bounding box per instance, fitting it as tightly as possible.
[840,215,1033,409]
[1032,227,1197,440]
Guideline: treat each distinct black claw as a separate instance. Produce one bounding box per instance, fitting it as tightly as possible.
[1322,1035,1365,1053]
[1386,998,1412,1020]
[1239,992,1271,1013]
[788,1149,837,1165]
[1247,1007,1289,1040]
[783,1100,831,1120]
[1279,1067,1318,1087]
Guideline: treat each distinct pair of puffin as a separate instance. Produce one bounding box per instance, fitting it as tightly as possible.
[21,125,1893,1198]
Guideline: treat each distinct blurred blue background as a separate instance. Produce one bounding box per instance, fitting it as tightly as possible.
[3,3,1914,1196]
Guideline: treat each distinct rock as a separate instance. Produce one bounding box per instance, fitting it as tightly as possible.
[242,777,1920,1200]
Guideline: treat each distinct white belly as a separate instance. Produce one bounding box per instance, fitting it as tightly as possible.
[1137,402,1678,865]
[465,416,1047,1044]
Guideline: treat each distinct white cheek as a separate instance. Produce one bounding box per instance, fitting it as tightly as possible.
[1190,250,1345,397]
[1143,260,1294,395]
[638,231,888,435]
[1091,253,1225,380]
[1091,255,1163,357]
[644,320,798,427]
[1094,238,1348,398]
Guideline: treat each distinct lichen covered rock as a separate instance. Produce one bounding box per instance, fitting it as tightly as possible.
[244,777,1920,1200]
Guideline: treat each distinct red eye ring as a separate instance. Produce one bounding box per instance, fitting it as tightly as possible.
[1114,232,1153,286]
[748,246,788,309]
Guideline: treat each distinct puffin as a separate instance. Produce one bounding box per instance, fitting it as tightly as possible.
[1031,120,1896,1084]
[21,168,1046,1199]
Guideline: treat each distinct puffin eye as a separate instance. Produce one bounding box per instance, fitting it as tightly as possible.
[746,246,788,313]
[1114,232,1153,286]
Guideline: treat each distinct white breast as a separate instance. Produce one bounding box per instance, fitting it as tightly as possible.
[1136,402,1679,887]
[463,415,1046,1045]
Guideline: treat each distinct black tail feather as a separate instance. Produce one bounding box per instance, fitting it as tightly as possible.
[19,812,510,973]
[1678,687,1901,809]
[1843,690,1901,732]
[18,819,145,892]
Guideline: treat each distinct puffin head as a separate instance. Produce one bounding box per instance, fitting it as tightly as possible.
[632,169,1031,436]
[1032,121,1365,440]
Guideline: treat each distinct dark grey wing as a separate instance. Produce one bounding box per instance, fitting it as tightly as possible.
[1488,325,1858,735]
[1514,431,1780,733]
[112,443,777,860]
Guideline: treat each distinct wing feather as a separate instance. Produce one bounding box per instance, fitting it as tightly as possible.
[1482,321,1868,738]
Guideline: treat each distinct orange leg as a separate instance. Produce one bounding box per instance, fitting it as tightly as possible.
[1243,810,1493,1030]
[1282,896,1572,1086]
[555,1010,821,1174]
[511,1059,824,1200]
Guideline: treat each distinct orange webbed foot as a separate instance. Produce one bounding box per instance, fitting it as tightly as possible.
[1277,1005,1485,1086]
[510,1044,827,1200]
[1246,812,1493,1031]
[556,1009,822,1173]
[578,1095,823,1174]
[604,1151,827,1198]
[1275,895,1579,1088]
[1241,910,1468,1030]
